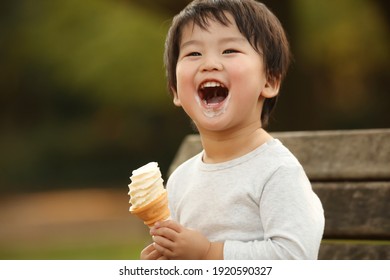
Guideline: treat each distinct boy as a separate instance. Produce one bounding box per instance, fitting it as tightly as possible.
[142,0,324,259]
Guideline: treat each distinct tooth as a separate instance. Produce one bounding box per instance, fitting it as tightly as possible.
[201,81,224,88]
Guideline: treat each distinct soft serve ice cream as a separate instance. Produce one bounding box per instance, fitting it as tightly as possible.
[128,162,170,227]
[128,162,165,210]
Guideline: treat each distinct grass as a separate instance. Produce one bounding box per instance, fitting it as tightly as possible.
[0,237,151,260]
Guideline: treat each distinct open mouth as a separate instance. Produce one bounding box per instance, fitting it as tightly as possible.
[198,81,229,106]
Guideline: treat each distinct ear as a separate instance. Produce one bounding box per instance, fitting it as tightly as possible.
[261,75,281,98]
[172,88,182,107]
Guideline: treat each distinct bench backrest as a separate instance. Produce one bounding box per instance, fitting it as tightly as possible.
[168,129,390,259]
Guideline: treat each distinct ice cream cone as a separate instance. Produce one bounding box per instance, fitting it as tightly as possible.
[130,191,170,227]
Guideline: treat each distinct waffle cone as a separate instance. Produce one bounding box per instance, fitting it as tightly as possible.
[130,191,170,227]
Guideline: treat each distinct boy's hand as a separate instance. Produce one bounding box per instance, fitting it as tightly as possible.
[150,220,211,260]
[140,243,168,260]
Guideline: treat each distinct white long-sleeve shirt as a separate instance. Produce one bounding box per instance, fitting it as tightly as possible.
[166,138,325,259]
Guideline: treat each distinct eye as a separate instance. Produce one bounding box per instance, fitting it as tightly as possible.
[223,49,238,54]
[187,52,202,57]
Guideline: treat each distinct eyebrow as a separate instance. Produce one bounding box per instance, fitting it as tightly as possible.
[180,36,247,49]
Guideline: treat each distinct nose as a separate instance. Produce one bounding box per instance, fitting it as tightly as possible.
[200,55,223,72]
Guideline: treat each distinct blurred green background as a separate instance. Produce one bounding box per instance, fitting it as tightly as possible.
[0,0,389,259]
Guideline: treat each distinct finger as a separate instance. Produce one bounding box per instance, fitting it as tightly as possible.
[141,243,155,255]
[153,241,173,258]
[141,247,156,260]
[147,249,163,260]
[153,226,178,242]
[153,234,175,250]
[155,220,183,233]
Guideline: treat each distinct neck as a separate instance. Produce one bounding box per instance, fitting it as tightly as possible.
[199,123,272,163]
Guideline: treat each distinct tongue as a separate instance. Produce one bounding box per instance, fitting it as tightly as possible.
[207,95,226,105]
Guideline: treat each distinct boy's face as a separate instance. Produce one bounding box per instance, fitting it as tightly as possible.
[173,13,279,133]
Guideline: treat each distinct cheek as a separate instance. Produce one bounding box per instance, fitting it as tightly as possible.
[176,64,192,90]
[230,63,266,94]
[228,70,266,106]
[175,72,191,103]
[176,63,198,98]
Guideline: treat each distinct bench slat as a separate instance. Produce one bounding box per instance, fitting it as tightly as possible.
[313,182,390,238]
[319,241,390,260]
[169,129,390,181]
[272,129,390,181]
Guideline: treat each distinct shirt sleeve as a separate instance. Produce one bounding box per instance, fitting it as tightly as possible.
[223,164,325,259]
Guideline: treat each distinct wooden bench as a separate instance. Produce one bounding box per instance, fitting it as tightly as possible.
[168,129,390,259]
